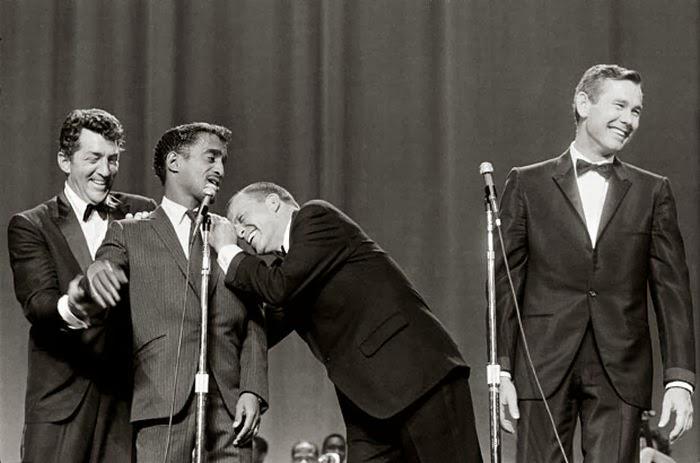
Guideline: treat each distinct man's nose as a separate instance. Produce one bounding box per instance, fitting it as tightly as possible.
[96,156,112,175]
[213,158,225,177]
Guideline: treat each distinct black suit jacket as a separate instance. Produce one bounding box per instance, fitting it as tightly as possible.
[96,206,268,421]
[7,191,156,423]
[495,152,696,408]
[226,200,467,419]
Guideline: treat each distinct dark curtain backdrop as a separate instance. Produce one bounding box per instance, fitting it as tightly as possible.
[1,1,698,462]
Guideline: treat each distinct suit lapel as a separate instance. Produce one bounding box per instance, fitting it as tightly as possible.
[595,159,631,243]
[551,151,588,232]
[53,192,93,273]
[148,207,201,299]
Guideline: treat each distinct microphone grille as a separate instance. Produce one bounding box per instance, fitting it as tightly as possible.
[203,183,218,197]
[479,162,494,175]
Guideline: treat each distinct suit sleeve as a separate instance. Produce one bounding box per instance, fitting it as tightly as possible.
[94,220,130,278]
[494,168,529,372]
[238,297,269,412]
[225,204,355,308]
[648,178,696,386]
[8,213,66,328]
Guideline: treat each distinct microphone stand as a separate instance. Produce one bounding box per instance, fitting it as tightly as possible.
[485,198,501,463]
[194,214,211,463]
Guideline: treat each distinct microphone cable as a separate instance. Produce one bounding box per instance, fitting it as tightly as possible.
[162,224,200,463]
[495,200,570,463]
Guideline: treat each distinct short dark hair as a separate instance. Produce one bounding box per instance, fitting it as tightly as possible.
[231,181,300,208]
[253,435,268,453]
[153,122,232,184]
[322,433,346,450]
[58,108,125,158]
[573,64,642,123]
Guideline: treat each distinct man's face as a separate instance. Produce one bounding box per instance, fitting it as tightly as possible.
[578,79,643,157]
[228,193,284,255]
[58,128,120,205]
[322,437,346,462]
[292,442,318,463]
[176,132,226,202]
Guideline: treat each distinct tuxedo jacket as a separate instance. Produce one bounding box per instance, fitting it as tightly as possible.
[8,191,156,423]
[225,200,467,419]
[96,206,268,422]
[495,151,696,408]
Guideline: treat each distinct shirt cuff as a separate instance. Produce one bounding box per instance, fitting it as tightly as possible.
[217,244,244,273]
[500,371,512,379]
[57,294,89,330]
[665,381,694,394]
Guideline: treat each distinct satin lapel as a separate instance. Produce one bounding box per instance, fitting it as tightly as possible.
[551,152,587,231]
[595,160,631,243]
[54,192,93,273]
[148,207,201,299]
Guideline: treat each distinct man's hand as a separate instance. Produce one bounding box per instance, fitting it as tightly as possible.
[500,375,520,433]
[86,260,127,309]
[658,387,693,442]
[66,275,102,324]
[125,210,152,220]
[232,392,261,446]
[209,216,238,254]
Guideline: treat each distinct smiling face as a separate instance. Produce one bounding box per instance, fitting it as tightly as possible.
[575,78,643,159]
[227,192,287,255]
[58,128,120,204]
[167,132,227,208]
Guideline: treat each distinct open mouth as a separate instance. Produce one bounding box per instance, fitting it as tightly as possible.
[206,176,221,188]
[609,126,630,139]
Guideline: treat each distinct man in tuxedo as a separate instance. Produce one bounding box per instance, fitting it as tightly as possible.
[69,123,268,461]
[496,64,696,462]
[7,108,156,462]
[208,182,482,463]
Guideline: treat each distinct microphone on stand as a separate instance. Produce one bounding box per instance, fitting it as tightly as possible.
[191,182,219,238]
[479,161,499,215]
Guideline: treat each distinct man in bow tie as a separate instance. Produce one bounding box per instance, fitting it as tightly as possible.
[496,64,696,462]
[7,108,156,462]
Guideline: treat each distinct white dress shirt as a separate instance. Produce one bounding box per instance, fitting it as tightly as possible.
[569,142,614,248]
[58,183,110,329]
[161,195,195,258]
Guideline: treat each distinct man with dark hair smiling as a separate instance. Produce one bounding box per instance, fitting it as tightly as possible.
[8,108,156,462]
[68,122,268,462]
[496,64,695,462]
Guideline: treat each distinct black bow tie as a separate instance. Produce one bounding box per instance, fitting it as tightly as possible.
[83,202,114,221]
[576,159,614,179]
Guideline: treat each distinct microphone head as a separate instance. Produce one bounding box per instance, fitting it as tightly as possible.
[203,182,219,199]
[479,162,494,175]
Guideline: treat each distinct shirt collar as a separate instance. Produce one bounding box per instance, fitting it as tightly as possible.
[161,195,191,226]
[64,182,90,221]
[282,217,291,253]
[569,142,615,174]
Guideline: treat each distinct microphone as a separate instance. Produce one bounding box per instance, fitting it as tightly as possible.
[479,161,499,214]
[319,453,341,463]
[192,182,218,235]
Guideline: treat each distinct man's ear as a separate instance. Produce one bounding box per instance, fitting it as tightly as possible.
[57,151,71,175]
[575,91,591,120]
[265,193,281,213]
[165,151,180,175]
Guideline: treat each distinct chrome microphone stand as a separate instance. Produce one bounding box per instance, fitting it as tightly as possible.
[194,214,211,463]
[485,198,501,463]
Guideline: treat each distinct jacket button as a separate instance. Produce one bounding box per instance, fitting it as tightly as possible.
[588,290,597,297]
